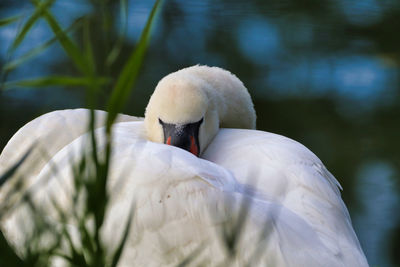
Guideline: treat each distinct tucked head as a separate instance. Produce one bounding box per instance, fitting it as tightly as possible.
[144,72,213,156]
[144,65,256,157]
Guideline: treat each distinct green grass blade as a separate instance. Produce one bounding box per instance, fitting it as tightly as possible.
[0,146,33,188]
[31,0,89,75]
[105,0,128,68]
[176,244,205,267]
[9,0,55,53]
[83,18,96,76]
[82,19,101,173]
[218,187,255,259]
[3,17,83,72]
[3,76,110,89]
[106,0,163,129]
[110,204,134,267]
[0,230,24,267]
[0,15,23,27]
[41,13,88,75]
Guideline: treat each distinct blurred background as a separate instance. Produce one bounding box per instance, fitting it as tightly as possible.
[0,0,399,265]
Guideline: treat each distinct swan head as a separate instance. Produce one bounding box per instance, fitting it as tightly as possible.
[145,65,256,157]
[144,71,219,157]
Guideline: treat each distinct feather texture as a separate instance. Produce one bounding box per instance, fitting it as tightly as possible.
[0,110,367,266]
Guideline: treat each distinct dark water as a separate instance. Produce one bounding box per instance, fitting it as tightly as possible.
[0,0,399,265]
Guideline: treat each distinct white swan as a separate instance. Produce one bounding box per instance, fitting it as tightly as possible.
[0,65,368,266]
[145,65,256,156]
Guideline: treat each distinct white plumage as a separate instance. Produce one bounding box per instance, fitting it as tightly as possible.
[0,66,368,266]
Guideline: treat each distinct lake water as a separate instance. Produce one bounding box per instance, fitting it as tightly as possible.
[0,0,399,265]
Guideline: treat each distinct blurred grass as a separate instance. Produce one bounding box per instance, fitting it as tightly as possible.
[8,0,56,54]
[0,146,33,188]
[0,15,23,27]
[3,17,83,72]
[0,0,162,265]
[3,76,110,89]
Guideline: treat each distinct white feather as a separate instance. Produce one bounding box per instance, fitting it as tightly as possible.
[0,65,368,266]
[0,118,367,266]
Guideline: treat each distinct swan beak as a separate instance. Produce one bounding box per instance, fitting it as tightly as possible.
[159,119,202,157]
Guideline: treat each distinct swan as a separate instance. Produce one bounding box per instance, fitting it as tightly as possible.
[0,65,368,266]
[144,65,256,156]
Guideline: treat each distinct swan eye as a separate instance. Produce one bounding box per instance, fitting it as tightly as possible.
[158,118,164,125]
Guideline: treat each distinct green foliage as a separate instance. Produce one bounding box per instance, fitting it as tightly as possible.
[3,17,83,72]
[3,76,110,89]
[0,0,163,266]
[106,0,163,130]
[31,0,91,75]
[0,146,33,188]
[9,0,56,53]
[105,0,128,68]
[0,15,23,27]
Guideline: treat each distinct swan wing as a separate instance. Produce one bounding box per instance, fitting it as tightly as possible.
[0,109,140,196]
[1,119,367,266]
[203,128,368,266]
[2,121,356,266]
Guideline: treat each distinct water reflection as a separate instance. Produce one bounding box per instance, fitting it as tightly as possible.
[237,16,281,65]
[339,0,384,26]
[354,162,399,266]
[0,0,399,265]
